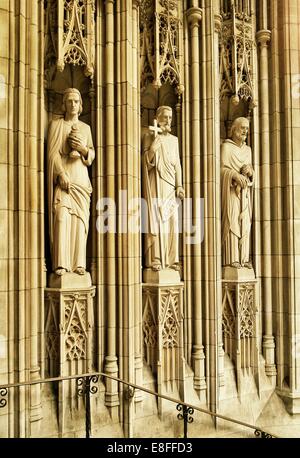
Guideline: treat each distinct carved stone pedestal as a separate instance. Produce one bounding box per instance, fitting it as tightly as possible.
[222,267,260,398]
[142,269,185,416]
[45,273,95,436]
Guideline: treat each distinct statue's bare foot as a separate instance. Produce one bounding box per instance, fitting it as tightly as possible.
[55,267,66,276]
[244,262,252,269]
[75,267,85,275]
[231,262,241,269]
[170,263,181,272]
[151,263,161,272]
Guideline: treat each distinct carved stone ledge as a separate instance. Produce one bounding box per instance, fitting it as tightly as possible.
[186,7,203,28]
[277,389,300,415]
[256,29,271,47]
[223,266,255,282]
[49,272,92,289]
[143,268,180,285]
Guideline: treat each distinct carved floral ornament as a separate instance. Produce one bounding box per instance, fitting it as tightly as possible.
[45,0,95,79]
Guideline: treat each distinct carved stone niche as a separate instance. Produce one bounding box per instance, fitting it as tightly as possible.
[44,0,95,147]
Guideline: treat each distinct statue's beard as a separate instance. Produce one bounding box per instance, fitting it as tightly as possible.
[160,125,172,134]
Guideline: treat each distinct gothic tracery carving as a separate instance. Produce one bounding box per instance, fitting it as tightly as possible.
[44,0,95,81]
[222,280,258,390]
[160,289,180,348]
[221,0,251,20]
[143,289,157,348]
[142,285,183,389]
[222,285,236,338]
[140,0,184,95]
[64,294,87,361]
[219,0,255,106]
[239,284,255,338]
[45,294,60,365]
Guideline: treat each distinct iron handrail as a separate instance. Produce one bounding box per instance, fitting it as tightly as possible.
[0,370,277,438]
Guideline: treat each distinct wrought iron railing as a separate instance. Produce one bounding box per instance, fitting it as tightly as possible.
[0,371,277,439]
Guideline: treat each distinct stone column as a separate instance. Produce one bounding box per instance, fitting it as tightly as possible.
[202,0,222,418]
[132,0,143,411]
[95,0,105,374]
[0,0,14,438]
[186,4,206,402]
[256,28,277,383]
[115,0,142,436]
[103,0,119,420]
[0,0,44,437]
[28,0,43,436]
[272,0,300,414]
[214,8,225,392]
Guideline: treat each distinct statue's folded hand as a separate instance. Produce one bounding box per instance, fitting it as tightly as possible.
[240,164,252,177]
[59,172,70,192]
[176,186,185,200]
[69,137,88,157]
[233,172,248,189]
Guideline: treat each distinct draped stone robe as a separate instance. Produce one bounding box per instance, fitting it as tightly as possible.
[47,118,95,272]
[221,139,253,267]
[143,132,182,269]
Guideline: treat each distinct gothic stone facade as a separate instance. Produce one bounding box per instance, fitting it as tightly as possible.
[0,0,300,438]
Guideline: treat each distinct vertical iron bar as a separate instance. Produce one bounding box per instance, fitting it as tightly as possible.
[183,405,188,438]
[77,375,98,438]
[177,403,193,439]
[85,376,91,439]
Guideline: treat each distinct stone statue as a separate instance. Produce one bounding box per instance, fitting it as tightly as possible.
[221,117,254,268]
[47,88,95,276]
[143,106,185,272]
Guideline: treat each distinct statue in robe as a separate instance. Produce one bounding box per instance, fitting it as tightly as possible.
[143,106,185,272]
[47,88,95,276]
[221,117,254,268]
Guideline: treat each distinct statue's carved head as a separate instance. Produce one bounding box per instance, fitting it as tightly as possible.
[230,117,249,144]
[61,88,83,116]
[156,105,172,133]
